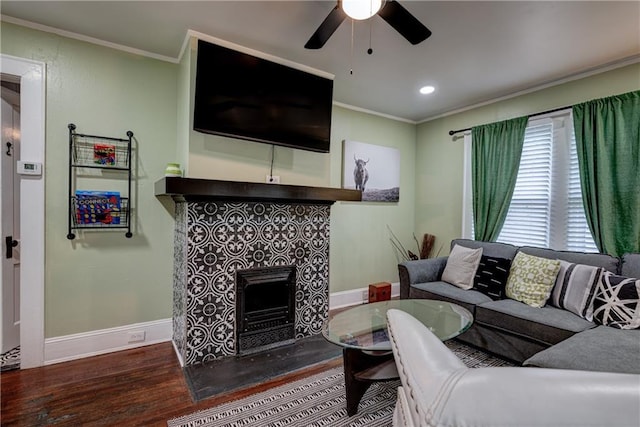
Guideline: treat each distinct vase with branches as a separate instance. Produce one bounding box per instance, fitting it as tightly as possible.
[387,225,442,261]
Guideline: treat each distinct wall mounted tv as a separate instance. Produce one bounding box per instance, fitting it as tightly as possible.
[193,39,334,153]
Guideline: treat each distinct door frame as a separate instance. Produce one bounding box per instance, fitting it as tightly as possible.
[1,54,45,368]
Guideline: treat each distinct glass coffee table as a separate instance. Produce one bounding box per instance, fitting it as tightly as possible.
[322,299,473,415]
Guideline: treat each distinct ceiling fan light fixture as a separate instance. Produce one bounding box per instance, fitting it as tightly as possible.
[342,0,384,20]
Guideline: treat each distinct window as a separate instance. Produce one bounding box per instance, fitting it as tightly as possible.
[462,111,598,252]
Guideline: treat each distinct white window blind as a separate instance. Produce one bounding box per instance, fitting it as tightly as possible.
[497,122,553,248]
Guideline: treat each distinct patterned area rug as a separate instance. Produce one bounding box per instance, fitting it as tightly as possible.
[0,346,20,372]
[168,341,514,427]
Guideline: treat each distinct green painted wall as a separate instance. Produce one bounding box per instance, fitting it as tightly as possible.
[329,106,416,293]
[415,63,640,253]
[176,38,192,172]
[1,23,416,337]
[8,17,631,338]
[1,22,178,337]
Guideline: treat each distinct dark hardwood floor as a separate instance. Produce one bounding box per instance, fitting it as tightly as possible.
[0,341,342,426]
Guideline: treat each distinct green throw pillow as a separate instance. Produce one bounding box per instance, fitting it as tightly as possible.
[506,252,561,308]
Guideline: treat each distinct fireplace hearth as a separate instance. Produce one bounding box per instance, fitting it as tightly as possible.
[236,266,296,354]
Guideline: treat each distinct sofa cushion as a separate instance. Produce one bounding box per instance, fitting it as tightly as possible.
[410,281,493,314]
[592,272,640,329]
[476,299,595,345]
[442,244,483,290]
[621,253,640,278]
[505,252,560,307]
[452,238,518,260]
[473,255,511,300]
[523,326,640,374]
[519,246,619,273]
[550,261,603,321]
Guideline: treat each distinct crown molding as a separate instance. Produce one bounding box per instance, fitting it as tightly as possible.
[418,54,640,124]
[1,15,179,63]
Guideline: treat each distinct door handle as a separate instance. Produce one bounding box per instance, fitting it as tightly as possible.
[5,236,18,259]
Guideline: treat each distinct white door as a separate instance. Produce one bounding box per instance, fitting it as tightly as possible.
[1,80,21,354]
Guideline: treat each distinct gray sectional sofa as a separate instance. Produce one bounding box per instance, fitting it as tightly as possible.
[398,239,640,374]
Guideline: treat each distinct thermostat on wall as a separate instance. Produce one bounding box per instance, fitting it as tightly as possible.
[17,161,43,176]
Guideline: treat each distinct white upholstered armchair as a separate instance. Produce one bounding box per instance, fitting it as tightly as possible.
[386,309,640,427]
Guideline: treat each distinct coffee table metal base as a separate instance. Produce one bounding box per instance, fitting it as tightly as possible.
[343,348,399,416]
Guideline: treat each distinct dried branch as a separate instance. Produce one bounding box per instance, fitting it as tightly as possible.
[387,225,410,260]
[388,226,439,260]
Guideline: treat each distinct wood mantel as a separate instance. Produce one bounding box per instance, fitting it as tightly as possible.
[154,177,361,204]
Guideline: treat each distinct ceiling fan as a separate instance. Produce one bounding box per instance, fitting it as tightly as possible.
[305,0,432,49]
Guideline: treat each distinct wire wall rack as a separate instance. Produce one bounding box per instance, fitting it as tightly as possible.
[67,123,134,239]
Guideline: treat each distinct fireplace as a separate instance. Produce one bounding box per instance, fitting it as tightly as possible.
[155,177,361,367]
[236,266,296,354]
[171,200,332,365]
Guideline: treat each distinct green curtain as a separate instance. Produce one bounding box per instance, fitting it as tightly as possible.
[472,116,528,242]
[573,90,640,257]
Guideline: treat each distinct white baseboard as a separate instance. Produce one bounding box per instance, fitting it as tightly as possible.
[43,284,400,365]
[329,282,400,309]
[44,318,172,365]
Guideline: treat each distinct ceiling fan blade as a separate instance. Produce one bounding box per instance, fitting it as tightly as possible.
[378,0,432,45]
[304,5,347,49]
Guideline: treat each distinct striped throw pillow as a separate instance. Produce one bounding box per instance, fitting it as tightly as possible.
[551,261,603,321]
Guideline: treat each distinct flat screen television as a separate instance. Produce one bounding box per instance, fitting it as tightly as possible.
[193,39,333,153]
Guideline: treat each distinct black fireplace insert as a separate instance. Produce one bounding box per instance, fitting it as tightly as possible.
[235,266,296,354]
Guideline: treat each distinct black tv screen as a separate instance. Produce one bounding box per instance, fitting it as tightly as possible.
[193,39,333,153]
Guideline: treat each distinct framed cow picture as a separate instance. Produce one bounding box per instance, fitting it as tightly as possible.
[342,140,400,202]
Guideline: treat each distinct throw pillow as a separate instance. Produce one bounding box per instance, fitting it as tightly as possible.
[550,261,603,321]
[441,244,483,290]
[592,272,640,329]
[505,252,561,308]
[473,255,512,300]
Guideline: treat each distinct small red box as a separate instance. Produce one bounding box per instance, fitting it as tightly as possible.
[368,282,391,303]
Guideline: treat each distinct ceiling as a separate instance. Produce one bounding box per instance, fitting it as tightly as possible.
[2,1,639,122]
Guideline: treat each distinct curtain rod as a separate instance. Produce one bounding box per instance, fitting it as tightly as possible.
[448,105,571,136]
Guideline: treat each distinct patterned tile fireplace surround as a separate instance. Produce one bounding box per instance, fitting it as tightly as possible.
[156,178,360,367]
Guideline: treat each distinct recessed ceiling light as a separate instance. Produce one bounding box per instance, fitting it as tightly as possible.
[419,85,435,95]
